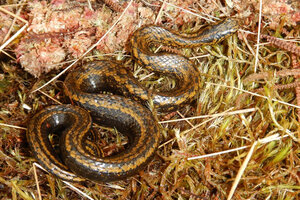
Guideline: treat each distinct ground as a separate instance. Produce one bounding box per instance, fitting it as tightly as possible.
[0,0,299,199]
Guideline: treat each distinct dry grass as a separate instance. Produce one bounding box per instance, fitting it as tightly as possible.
[0,0,299,200]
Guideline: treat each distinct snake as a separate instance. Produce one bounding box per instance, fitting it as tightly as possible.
[27,18,238,182]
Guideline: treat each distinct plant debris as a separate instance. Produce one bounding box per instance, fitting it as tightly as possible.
[0,0,299,199]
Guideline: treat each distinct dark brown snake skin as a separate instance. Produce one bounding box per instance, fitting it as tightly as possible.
[27,18,238,182]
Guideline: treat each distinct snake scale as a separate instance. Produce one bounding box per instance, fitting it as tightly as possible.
[27,18,238,182]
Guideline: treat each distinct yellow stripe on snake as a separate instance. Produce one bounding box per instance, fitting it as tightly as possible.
[27,19,238,182]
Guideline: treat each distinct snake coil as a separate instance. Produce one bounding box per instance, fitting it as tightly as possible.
[27,19,238,182]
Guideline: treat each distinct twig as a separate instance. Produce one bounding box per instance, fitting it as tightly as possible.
[87,0,93,11]
[38,90,62,105]
[2,2,24,43]
[188,146,249,160]
[176,111,195,128]
[157,0,214,22]
[208,82,300,109]
[225,0,233,8]
[236,82,300,108]
[155,0,166,24]
[63,181,95,200]
[188,134,289,160]
[33,163,42,200]
[159,117,217,149]
[0,24,28,52]
[33,163,95,200]
[0,123,27,130]
[0,6,28,24]
[226,134,291,200]
[253,0,263,73]
[160,108,256,123]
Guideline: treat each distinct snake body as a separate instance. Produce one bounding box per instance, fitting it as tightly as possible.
[27,19,238,182]
[128,18,238,111]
